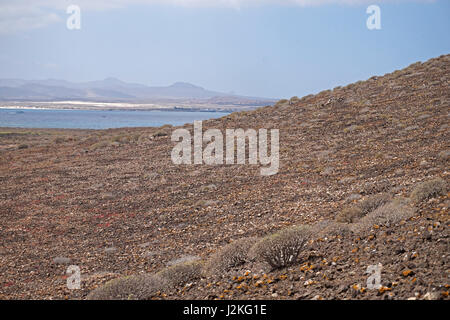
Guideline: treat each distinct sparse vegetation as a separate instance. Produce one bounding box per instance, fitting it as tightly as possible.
[336,194,391,223]
[289,96,300,105]
[351,199,415,233]
[86,273,167,300]
[204,237,258,275]
[312,220,352,237]
[358,194,392,215]
[410,178,447,203]
[153,131,168,137]
[156,260,203,288]
[89,140,110,150]
[335,206,363,223]
[251,225,311,269]
[275,99,289,107]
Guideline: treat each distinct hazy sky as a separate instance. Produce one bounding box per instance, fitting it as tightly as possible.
[0,0,449,98]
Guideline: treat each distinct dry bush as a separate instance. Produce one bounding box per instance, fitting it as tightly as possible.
[87,260,203,300]
[156,260,203,288]
[250,225,311,269]
[289,96,300,105]
[167,255,200,267]
[410,178,447,204]
[335,206,363,223]
[275,99,289,107]
[89,140,110,150]
[351,199,415,233]
[203,237,258,276]
[86,273,167,300]
[54,137,65,144]
[311,220,353,238]
[336,194,391,223]
[359,194,391,215]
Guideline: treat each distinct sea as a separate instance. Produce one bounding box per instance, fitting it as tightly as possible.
[0,108,230,129]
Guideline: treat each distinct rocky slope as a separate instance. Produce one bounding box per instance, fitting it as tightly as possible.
[0,54,448,300]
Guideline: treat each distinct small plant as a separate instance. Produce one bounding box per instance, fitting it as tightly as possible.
[358,194,391,215]
[54,137,65,144]
[89,140,110,150]
[336,194,391,223]
[251,225,311,269]
[335,206,363,223]
[312,220,352,238]
[156,260,203,288]
[410,178,447,203]
[86,273,167,300]
[275,99,289,107]
[153,131,168,137]
[351,199,414,233]
[289,96,300,105]
[203,237,258,276]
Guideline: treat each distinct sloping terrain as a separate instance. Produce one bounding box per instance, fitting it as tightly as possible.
[0,54,448,300]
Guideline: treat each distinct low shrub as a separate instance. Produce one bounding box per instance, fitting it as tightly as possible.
[156,260,203,288]
[275,99,289,107]
[351,199,415,233]
[250,225,311,269]
[336,194,391,223]
[289,96,300,105]
[358,194,392,215]
[410,178,447,203]
[203,237,258,276]
[311,220,353,238]
[335,207,363,223]
[167,255,200,267]
[86,273,167,300]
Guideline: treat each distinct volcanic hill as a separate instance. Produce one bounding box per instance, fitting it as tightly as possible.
[0,54,448,300]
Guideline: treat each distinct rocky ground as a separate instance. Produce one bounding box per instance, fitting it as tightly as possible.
[0,54,448,300]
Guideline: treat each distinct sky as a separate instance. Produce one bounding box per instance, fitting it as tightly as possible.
[0,0,449,99]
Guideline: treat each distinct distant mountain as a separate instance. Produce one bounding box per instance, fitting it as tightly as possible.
[0,78,276,105]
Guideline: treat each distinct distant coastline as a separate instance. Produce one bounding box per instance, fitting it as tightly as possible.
[0,101,262,113]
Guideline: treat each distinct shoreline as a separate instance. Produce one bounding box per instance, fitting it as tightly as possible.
[0,106,238,113]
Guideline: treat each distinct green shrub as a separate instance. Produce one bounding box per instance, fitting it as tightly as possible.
[410,178,447,203]
[251,225,311,269]
[203,237,258,276]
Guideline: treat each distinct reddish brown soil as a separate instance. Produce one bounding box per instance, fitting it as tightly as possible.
[0,54,448,300]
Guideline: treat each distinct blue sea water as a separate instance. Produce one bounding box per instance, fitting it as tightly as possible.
[0,108,230,129]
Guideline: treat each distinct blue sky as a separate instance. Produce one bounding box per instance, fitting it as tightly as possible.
[0,0,449,98]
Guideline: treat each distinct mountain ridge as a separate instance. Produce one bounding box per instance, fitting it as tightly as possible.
[0,78,276,104]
